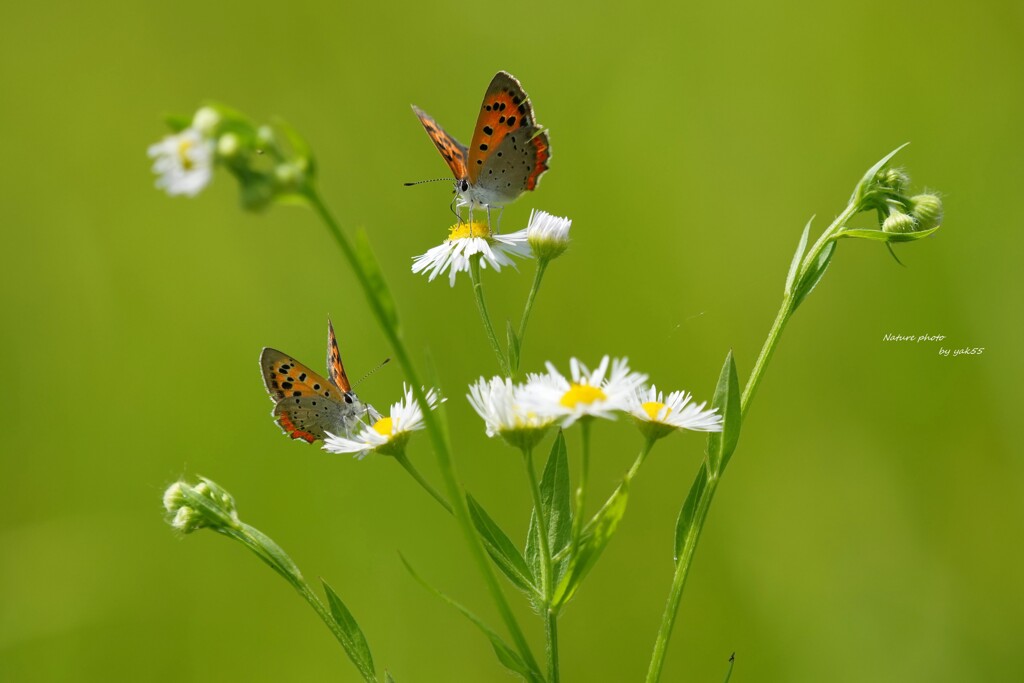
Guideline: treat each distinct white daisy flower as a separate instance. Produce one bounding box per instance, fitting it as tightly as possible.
[630,385,723,441]
[412,221,532,287]
[147,127,215,197]
[519,356,648,427]
[323,386,443,459]
[467,376,556,450]
[526,209,572,261]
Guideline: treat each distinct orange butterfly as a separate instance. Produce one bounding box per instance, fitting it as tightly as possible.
[412,71,550,216]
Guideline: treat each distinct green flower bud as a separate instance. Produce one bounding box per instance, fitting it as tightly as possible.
[192,107,221,136]
[909,194,943,231]
[162,477,240,533]
[881,168,910,193]
[216,133,241,159]
[882,210,918,234]
[171,505,205,533]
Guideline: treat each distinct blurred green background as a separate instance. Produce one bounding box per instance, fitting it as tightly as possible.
[2,0,1021,681]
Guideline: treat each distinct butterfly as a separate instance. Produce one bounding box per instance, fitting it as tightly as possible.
[259,320,380,443]
[412,71,551,216]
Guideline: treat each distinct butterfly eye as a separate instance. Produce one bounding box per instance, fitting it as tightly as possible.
[344,394,354,404]
[459,179,469,192]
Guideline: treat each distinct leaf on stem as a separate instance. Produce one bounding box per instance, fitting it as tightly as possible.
[722,652,736,683]
[551,480,629,609]
[525,431,574,587]
[707,351,741,473]
[400,555,543,683]
[835,226,941,243]
[673,466,708,564]
[851,142,910,205]
[791,240,836,312]
[353,227,400,333]
[467,494,540,599]
[321,579,377,683]
[784,216,813,296]
[506,320,521,372]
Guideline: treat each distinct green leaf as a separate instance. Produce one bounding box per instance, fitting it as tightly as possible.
[400,555,543,683]
[784,216,813,296]
[525,431,574,587]
[552,480,629,608]
[722,652,736,683]
[466,494,540,599]
[237,522,304,583]
[506,320,520,371]
[707,351,741,473]
[836,225,940,243]
[321,579,377,683]
[674,466,708,563]
[353,228,399,333]
[791,240,836,311]
[852,142,910,205]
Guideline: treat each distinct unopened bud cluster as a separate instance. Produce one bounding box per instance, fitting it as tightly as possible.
[851,157,943,240]
[163,477,241,534]
[148,104,314,210]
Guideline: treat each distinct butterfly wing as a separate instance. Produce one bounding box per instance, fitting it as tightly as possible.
[474,126,551,204]
[467,72,539,184]
[412,105,469,180]
[326,319,351,392]
[259,347,355,442]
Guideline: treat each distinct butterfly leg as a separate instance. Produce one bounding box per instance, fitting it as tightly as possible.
[486,205,493,233]
[449,194,462,225]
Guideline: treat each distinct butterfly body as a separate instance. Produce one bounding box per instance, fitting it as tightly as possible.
[259,321,378,443]
[413,71,550,212]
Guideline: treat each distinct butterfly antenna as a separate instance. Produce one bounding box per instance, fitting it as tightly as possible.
[353,358,391,387]
[403,178,451,187]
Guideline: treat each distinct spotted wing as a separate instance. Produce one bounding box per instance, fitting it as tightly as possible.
[326,319,351,392]
[412,105,469,180]
[475,126,551,203]
[271,395,367,443]
[259,347,349,443]
[467,72,540,184]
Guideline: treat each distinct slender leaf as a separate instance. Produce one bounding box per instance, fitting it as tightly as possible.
[525,431,573,587]
[353,228,399,332]
[707,351,741,473]
[400,555,543,683]
[722,652,736,683]
[467,494,540,598]
[506,320,520,372]
[784,216,813,296]
[837,225,940,243]
[851,142,910,205]
[791,240,836,311]
[321,579,377,683]
[674,466,707,563]
[552,480,629,608]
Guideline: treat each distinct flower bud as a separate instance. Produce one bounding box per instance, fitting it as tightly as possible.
[526,209,572,261]
[908,194,943,231]
[882,210,918,234]
[171,505,205,533]
[163,482,186,513]
[162,477,240,533]
[216,133,241,159]
[880,168,910,193]
[192,107,221,136]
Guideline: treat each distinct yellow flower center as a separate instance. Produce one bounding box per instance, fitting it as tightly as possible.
[560,383,607,408]
[177,138,195,170]
[448,221,491,241]
[372,417,394,436]
[642,401,671,421]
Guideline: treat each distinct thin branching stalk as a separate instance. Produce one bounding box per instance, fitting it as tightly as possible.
[469,255,512,376]
[516,259,549,370]
[392,450,453,515]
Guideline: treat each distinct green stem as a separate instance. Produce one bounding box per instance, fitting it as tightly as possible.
[515,259,548,371]
[393,450,453,515]
[645,199,862,682]
[644,467,719,683]
[304,189,541,678]
[524,447,558,683]
[626,437,657,482]
[469,255,511,376]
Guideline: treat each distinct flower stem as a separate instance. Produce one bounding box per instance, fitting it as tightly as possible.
[393,450,453,515]
[626,437,657,483]
[515,259,548,371]
[524,446,559,683]
[304,189,541,678]
[645,199,862,682]
[469,255,512,376]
